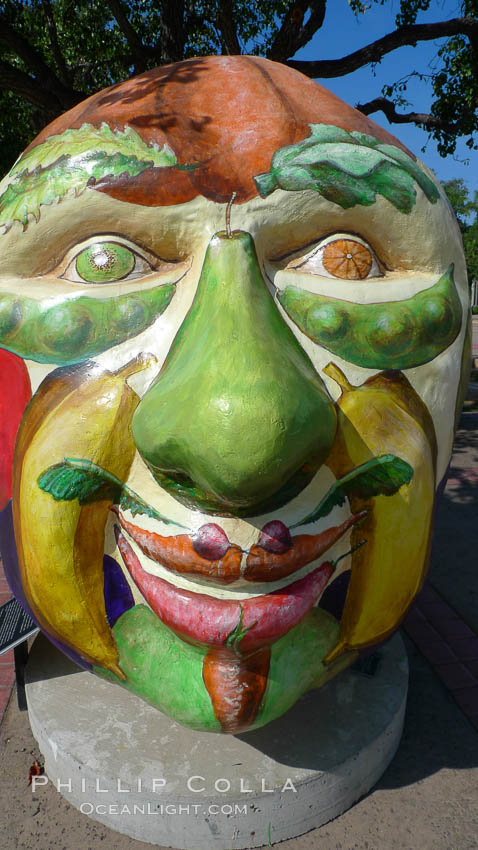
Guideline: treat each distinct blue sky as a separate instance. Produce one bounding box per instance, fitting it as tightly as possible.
[293,1,477,191]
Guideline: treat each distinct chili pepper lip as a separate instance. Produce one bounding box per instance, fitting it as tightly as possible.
[112,506,364,585]
[114,526,336,651]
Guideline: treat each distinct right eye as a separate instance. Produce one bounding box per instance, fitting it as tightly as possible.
[284,234,383,281]
[63,241,154,284]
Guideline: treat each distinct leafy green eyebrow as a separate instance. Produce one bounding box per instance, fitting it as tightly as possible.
[0,122,195,232]
[254,123,440,213]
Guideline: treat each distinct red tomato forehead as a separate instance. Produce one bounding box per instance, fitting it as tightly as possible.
[28,55,411,205]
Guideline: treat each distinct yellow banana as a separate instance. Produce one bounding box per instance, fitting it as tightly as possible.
[12,357,149,678]
[323,364,437,663]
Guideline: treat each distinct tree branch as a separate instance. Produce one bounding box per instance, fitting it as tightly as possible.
[42,0,70,85]
[291,0,329,58]
[159,0,186,64]
[357,96,451,132]
[286,17,478,77]
[106,0,149,72]
[268,1,327,62]
[0,58,63,114]
[0,13,82,108]
[216,0,241,55]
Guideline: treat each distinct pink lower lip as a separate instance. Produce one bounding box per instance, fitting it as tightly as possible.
[115,528,334,651]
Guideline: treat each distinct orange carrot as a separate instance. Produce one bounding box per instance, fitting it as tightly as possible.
[112,508,242,583]
[202,647,271,733]
[244,513,364,582]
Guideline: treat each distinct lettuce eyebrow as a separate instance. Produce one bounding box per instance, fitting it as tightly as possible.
[0,122,196,231]
[254,123,440,213]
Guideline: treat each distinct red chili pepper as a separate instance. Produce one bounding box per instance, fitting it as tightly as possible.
[115,526,335,651]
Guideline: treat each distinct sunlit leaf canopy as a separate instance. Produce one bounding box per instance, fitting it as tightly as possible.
[442,178,478,283]
[0,1,476,174]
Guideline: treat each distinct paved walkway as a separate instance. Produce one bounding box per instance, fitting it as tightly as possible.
[472,317,478,359]
[403,582,478,730]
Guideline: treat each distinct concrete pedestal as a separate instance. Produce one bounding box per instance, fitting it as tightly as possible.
[25,632,408,849]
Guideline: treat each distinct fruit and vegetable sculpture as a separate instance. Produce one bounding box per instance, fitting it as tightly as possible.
[0,55,470,734]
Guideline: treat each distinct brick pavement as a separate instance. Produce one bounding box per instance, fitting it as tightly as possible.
[472,317,478,358]
[403,582,478,732]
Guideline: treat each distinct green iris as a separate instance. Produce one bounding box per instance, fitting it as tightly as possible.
[75,242,136,283]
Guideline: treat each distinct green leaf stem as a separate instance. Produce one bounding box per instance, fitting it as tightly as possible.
[291,454,413,528]
[37,457,187,528]
[225,605,257,653]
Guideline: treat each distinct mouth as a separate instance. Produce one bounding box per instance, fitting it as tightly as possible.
[114,525,360,652]
[35,433,412,669]
[111,506,364,585]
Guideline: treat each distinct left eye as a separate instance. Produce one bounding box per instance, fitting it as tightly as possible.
[288,235,382,281]
[63,241,153,284]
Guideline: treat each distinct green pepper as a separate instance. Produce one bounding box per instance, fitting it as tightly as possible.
[278,264,462,370]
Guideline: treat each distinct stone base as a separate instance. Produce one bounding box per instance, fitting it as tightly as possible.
[25,632,408,849]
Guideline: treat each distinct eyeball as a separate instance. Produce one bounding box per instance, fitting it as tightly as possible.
[63,241,154,284]
[289,234,383,281]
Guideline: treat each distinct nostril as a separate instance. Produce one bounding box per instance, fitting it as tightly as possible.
[167,470,195,489]
[150,465,197,493]
[192,523,232,560]
[257,520,292,554]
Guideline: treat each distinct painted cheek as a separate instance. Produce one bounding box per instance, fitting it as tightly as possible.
[0,350,31,508]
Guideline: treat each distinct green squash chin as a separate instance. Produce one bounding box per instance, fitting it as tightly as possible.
[94,604,355,733]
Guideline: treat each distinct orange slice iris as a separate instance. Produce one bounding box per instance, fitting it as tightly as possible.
[323,239,372,280]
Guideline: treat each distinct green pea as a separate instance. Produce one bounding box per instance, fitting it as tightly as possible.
[366,308,413,355]
[113,296,148,335]
[307,303,348,340]
[421,296,453,341]
[76,242,135,283]
[0,295,22,337]
[40,302,94,355]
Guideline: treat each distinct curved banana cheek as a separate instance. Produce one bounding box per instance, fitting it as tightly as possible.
[131,230,337,515]
[323,365,438,662]
[278,264,462,370]
[0,282,174,365]
[11,360,147,678]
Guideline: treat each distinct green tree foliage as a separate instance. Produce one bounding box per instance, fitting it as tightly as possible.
[0,1,476,174]
[442,178,478,284]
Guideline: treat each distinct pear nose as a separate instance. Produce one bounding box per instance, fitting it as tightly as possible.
[132,231,336,516]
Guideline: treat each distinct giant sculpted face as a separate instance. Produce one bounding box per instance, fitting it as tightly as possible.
[0,57,470,733]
